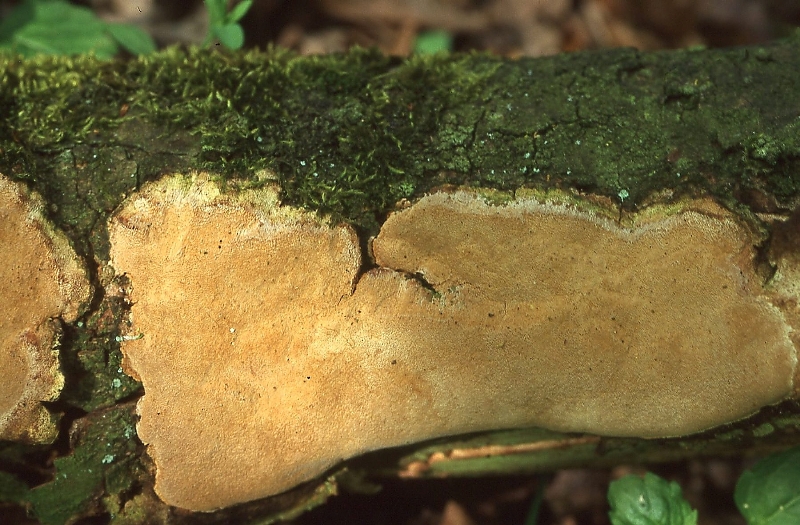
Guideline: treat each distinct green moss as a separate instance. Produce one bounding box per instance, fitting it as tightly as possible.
[2,39,797,245]
[752,423,775,438]
[28,405,142,525]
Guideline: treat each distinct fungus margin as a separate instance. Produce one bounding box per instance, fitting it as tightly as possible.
[0,174,92,444]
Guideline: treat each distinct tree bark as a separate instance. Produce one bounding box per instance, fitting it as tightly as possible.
[1,34,800,523]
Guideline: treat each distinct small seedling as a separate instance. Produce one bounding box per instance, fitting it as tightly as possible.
[202,0,253,50]
[607,446,800,525]
[413,29,453,54]
[735,446,800,525]
[608,472,697,525]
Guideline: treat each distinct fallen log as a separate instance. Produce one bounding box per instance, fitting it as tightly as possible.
[1,35,799,523]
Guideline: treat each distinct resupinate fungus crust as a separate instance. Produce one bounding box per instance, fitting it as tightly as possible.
[108,173,798,512]
[0,174,91,444]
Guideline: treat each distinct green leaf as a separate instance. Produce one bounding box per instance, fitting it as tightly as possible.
[0,0,36,44]
[413,30,453,55]
[735,446,800,525]
[0,0,117,58]
[608,473,698,525]
[105,23,156,55]
[226,0,254,24]
[214,23,245,50]
[204,0,227,25]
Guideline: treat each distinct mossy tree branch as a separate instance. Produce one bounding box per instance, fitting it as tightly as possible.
[1,34,800,523]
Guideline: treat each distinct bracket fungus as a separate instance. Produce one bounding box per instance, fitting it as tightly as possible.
[109,174,798,511]
[0,174,91,444]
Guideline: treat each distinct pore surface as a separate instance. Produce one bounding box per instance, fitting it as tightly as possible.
[109,176,797,511]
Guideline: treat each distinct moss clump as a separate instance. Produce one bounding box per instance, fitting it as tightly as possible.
[1,39,798,245]
[27,405,143,525]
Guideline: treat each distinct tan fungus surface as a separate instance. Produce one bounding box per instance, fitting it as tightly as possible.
[0,174,91,443]
[109,174,797,511]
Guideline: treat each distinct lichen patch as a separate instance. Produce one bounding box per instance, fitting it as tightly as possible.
[0,174,91,443]
[109,175,797,511]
